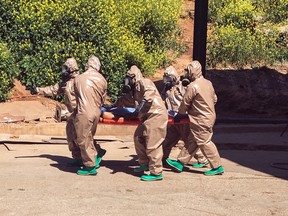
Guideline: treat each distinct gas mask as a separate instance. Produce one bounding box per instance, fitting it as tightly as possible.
[61,65,71,82]
[181,77,191,86]
[163,76,173,90]
[181,61,202,86]
[180,70,191,87]
[122,74,135,93]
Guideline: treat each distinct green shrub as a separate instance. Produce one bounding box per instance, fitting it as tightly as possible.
[207,23,287,68]
[208,0,288,68]
[208,0,228,22]
[0,42,19,101]
[210,0,255,29]
[208,24,253,68]
[251,0,288,23]
[0,0,183,101]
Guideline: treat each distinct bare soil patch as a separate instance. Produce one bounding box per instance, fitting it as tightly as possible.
[8,80,63,113]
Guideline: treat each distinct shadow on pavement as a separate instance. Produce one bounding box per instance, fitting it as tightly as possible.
[165,168,205,175]
[183,166,205,174]
[15,154,79,173]
[219,150,288,180]
[101,154,141,177]
[15,154,143,177]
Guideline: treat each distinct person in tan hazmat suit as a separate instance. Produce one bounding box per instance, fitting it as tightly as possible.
[165,61,224,175]
[73,56,107,175]
[115,65,168,181]
[31,58,82,165]
[32,58,106,168]
[161,66,208,168]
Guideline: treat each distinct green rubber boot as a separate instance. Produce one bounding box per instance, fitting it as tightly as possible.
[96,149,107,168]
[141,174,163,181]
[67,158,83,167]
[166,158,184,172]
[133,164,149,173]
[204,166,224,176]
[77,166,97,176]
[192,160,209,168]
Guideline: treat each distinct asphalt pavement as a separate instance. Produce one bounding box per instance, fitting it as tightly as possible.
[0,122,288,215]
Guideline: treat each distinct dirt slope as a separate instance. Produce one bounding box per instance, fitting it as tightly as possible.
[8,80,63,113]
[151,0,195,81]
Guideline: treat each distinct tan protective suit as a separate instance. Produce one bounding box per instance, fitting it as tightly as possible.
[161,66,206,164]
[74,56,107,167]
[36,58,80,159]
[176,61,222,169]
[116,65,168,175]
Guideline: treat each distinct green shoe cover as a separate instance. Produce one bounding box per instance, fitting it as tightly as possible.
[192,160,209,168]
[67,159,83,167]
[77,166,97,176]
[133,164,149,173]
[141,174,163,181]
[166,158,183,172]
[204,166,224,176]
[96,149,107,168]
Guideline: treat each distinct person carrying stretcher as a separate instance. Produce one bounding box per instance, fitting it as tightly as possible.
[73,56,107,175]
[161,66,208,168]
[166,61,224,176]
[112,65,168,181]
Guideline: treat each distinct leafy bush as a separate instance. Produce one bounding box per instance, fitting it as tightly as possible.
[0,42,19,101]
[116,0,182,48]
[210,0,255,29]
[251,0,288,23]
[208,0,228,22]
[208,0,288,68]
[0,0,183,101]
[208,24,269,67]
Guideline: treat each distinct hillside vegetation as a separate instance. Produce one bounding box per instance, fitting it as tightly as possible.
[0,0,287,102]
[0,0,183,101]
[208,0,287,68]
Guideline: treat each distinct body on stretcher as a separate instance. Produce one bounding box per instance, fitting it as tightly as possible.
[100,107,189,125]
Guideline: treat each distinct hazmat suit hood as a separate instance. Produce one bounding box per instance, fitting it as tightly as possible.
[62,57,79,80]
[186,60,202,81]
[64,58,79,72]
[161,65,186,111]
[163,66,180,86]
[127,65,143,83]
[123,65,144,93]
[85,56,101,72]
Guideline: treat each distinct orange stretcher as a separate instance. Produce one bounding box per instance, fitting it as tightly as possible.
[99,117,189,125]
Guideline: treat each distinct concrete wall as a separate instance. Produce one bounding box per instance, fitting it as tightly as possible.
[0,123,136,137]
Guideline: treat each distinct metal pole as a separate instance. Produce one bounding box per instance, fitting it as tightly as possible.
[193,0,208,77]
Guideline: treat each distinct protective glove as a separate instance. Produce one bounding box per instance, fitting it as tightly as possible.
[29,86,38,95]
[136,99,147,113]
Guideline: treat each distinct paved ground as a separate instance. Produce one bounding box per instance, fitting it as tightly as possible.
[0,123,288,216]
